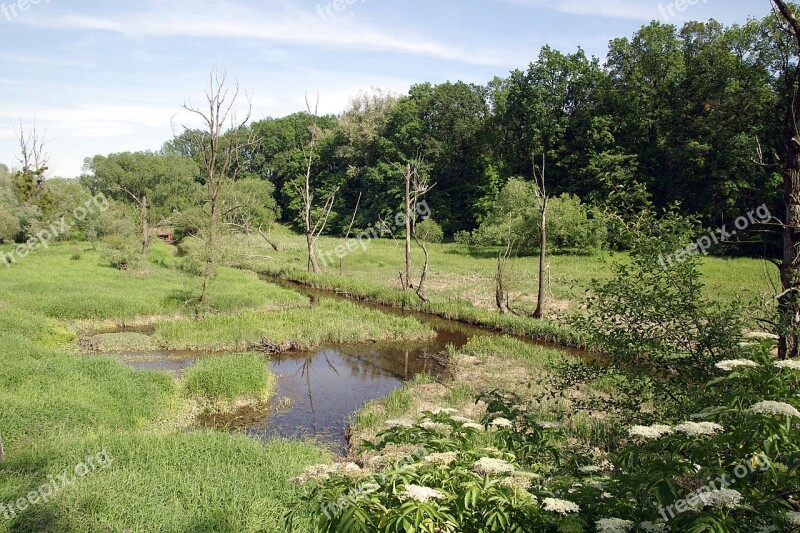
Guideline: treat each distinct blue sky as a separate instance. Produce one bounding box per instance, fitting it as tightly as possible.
[0,0,773,177]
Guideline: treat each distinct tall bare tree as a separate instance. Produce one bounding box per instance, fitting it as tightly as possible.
[13,120,49,204]
[495,240,514,314]
[399,158,435,301]
[769,0,800,359]
[532,154,549,319]
[181,69,253,308]
[297,97,339,274]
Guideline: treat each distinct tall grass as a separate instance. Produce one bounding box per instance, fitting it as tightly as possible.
[156,298,436,351]
[0,241,307,320]
[184,354,276,409]
[0,242,335,532]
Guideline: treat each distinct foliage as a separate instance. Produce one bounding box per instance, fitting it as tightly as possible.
[301,349,799,532]
[415,218,444,244]
[474,178,606,253]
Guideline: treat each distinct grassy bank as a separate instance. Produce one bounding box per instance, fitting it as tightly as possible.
[0,242,347,532]
[184,354,277,413]
[350,335,617,454]
[0,240,308,323]
[221,230,774,347]
[156,298,436,351]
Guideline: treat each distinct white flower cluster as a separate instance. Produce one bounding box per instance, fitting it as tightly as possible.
[696,489,743,510]
[449,415,474,424]
[596,517,634,532]
[430,407,459,415]
[750,401,800,418]
[715,359,759,372]
[674,421,724,437]
[629,424,674,440]
[385,419,413,428]
[542,497,580,514]
[639,521,667,532]
[461,422,484,431]
[787,511,800,526]
[775,360,800,371]
[420,421,452,433]
[745,331,779,340]
[293,462,364,484]
[500,474,534,491]
[473,457,516,475]
[399,484,445,503]
[423,452,458,466]
[536,421,563,430]
[490,417,513,428]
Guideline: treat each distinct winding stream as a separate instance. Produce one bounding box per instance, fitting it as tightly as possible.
[101,278,585,453]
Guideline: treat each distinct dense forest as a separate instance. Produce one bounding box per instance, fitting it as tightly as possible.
[0,14,796,258]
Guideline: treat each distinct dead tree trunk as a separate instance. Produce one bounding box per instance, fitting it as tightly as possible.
[141,195,149,256]
[771,0,800,359]
[182,68,253,309]
[495,241,513,314]
[533,154,549,320]
[298,97,337,274]
[0,431,4,462]
[404,163,413,290]
[414,233,430,302]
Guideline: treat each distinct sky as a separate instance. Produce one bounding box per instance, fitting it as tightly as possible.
[0,0,774,178]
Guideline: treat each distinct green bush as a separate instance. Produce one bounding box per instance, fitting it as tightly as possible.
[473,178,606,254]
[299,352,800,532]
[415,218,444,243]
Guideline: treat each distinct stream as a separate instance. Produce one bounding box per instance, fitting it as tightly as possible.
[101,278,584,453]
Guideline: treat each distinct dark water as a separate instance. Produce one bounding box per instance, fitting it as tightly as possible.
[107,278,586,453]
[109,304,473,453]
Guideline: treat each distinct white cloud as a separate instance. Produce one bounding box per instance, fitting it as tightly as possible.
[497,0,657,20]
[21,0,511,67]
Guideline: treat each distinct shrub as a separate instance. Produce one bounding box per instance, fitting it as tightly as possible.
[298,350,800,532]
[416,218,444,243]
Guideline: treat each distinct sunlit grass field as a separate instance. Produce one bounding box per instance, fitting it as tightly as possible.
[235,229,777,312]
[0,241,353,532]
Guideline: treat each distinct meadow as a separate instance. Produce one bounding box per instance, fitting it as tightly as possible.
[0,240,435,532]
[228,228,777,341]
[0,235,785,531]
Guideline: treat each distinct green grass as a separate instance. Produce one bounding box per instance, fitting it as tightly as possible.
[0,241,340,532]
[227,230,777,343]
[0,240,308,321]
[0,432,329,532]
[184,354,276,409]
[155,298,436,351]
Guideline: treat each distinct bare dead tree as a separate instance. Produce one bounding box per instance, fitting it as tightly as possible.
[768,0,800,358]
[410,165,435,302]
[495,239,515,314]
[181,68,253,308]
[0,431,4,462]
[532,153,550,319]
[296,96,339,273]
[120,188,149,255]
[13,120,49,203]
